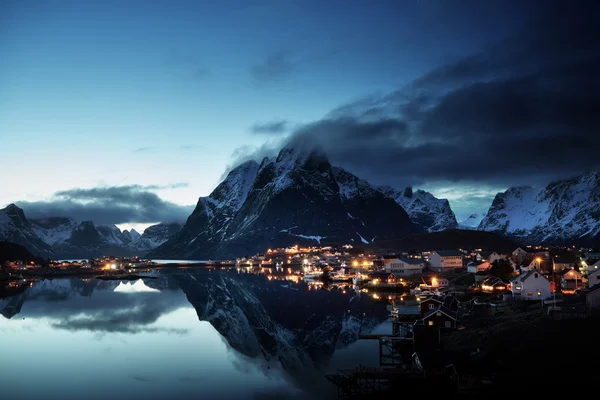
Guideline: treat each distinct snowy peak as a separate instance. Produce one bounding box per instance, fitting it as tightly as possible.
[332,167,378,200]
[30,217,78,246]
[458,214,483,230]
[0,204,54,257]
[381,187,458,232]
[129,222,182,251]
[479,169,600,243]
[275,140,328,169]
[210,160,259,213]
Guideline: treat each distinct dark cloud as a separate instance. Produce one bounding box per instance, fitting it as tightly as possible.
[239,0,600,192]
[250,120,290,135]
[16,185,194,225]
[250,50,296,84]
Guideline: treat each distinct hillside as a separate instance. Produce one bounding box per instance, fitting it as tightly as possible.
[366,229,519,253]
[0,241,48,265]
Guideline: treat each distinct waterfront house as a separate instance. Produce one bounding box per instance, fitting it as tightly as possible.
[587,270,600,288]
[429,250,463,273]
[384,257,424,276]
[420,297,445,317]
[467,260,491,274]
[510,270,552,300]
[420,305,457,329]
[559,268,583,292]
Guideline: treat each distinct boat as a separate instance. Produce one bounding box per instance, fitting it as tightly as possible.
[410,284,442,297]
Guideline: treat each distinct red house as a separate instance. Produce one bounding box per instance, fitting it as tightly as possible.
[419,297,444,317]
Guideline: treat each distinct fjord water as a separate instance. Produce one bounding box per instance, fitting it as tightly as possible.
[0,269,388,400]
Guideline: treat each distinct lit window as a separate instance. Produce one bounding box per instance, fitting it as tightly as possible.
[515,286,521,290]
[428,321,434,326]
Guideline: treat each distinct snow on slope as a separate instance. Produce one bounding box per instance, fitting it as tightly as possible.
[479,169,600,243]
[380,186,458,232]
[458,214,483,230]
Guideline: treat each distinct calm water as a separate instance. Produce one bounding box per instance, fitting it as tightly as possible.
[0,268,390,400]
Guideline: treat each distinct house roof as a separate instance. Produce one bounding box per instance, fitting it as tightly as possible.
[398,257,424,265]
[511,270,549,283]
[421,296,444,304]
[558,268,582,277]
[422,305,457,321]
[468,260,488,267]
[434,250,463,257]
[481,276,505,286]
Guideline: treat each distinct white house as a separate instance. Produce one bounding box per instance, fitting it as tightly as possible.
[385,257,424,276]
[510,270,552,301]
[476,251,503,264]
[587,270,600,289]
[429,250,463,273]
[582,260,600,275]
[467,260,491,273]
[586,286,600,311]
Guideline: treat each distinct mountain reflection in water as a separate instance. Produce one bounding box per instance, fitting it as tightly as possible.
[0,268,392,400]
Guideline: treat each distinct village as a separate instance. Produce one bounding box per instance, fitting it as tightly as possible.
[2,241,600,396]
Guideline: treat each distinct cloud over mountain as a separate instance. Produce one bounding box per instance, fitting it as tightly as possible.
[16,185,194,225]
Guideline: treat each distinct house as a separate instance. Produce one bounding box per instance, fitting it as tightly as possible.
[559,268,583,292]
[420,296,445,317]
[481,277,507,292]
[467,260,491,273]
[512,247,549,263]
[430,277,449,288]
[586,286,600,312]
[421,305,457,329]
[429,250,463,273]
[587,270,600,288]
[512,247,529,263]
[369,271,398,284]
[510,270,552,300]
[583,260,600,275]
[476,251,503,264]
[385,257,424,276]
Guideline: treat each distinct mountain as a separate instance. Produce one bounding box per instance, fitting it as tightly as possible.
[149,143,419,259]
[478,169,600,244]
[379,186,458,232]
[0,204,54,257]
[458,213,483,230]
[0,241,47,265]
[121,229,141,244]
[129,223,182,252]
[0,204,180,258]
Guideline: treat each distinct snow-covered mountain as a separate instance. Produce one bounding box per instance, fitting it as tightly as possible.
[149,143,419,259]
[128,223,182,252]
[478,169,600,244]
[0,204,54,257]
[458,213,483,230]
[0,204,180,258]
[379,186,458,232]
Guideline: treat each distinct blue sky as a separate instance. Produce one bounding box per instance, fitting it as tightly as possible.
[2,0,597,230]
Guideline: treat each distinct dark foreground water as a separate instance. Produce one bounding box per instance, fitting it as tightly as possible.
[0,268,392,400]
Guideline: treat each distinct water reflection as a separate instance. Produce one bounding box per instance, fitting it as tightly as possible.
[0,268,395,399]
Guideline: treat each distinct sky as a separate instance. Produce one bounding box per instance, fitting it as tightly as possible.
[1,0,599,231]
